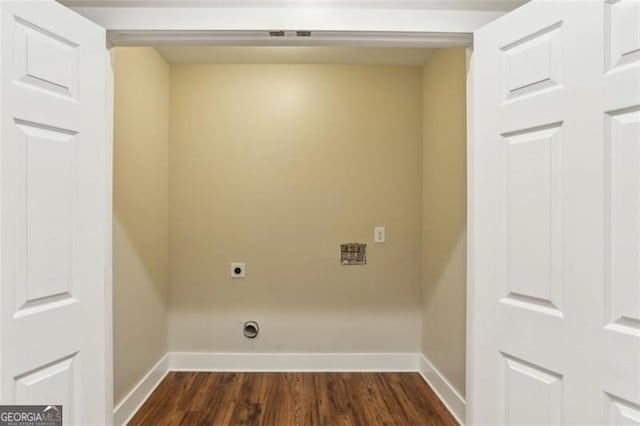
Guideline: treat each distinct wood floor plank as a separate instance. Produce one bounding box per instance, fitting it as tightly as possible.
[128,372,459,426]
[204,373,247,426]
[371,373,417,425]
[400,374,456,426]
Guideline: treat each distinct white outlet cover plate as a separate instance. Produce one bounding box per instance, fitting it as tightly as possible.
[374,226,385,243]
[230,262,246,278]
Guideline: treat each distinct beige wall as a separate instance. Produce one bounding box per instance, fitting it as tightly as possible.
[421,49,468,396]
[169,65,423,352]
[113,47,170,405]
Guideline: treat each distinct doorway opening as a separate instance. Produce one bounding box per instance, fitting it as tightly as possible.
[111,43,468,424]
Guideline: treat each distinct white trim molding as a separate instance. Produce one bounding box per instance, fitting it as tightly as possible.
[69,6,504,46]
[113,354,170,426]
[104,46,116,426]
[61,1,527,11]
[105,30,472,48]
[169,352,419,372]
[418,354,466,425]
[465,44,477,425]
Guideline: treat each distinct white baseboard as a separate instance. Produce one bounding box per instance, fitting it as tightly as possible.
[168,352,419,372]
[113,354,170,426]
[418,353,466,425]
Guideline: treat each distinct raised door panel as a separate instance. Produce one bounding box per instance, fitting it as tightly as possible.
[13,17,78,100]
[606,0,640,72]
[501,123,563,317]
[606,394,640,425]
[501,22,563,103]
[14,354,76,425]
[12,120,79,318]
[502,353,564,425]
[606,106,640,337]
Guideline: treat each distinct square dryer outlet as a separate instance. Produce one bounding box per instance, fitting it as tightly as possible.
[230,262,246,278]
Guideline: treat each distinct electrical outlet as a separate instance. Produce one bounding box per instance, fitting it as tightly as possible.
[230,262,246,278]
[374,226,385,243]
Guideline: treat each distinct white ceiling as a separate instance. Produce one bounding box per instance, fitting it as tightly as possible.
[61,0,528,11]
[156,46,435,66]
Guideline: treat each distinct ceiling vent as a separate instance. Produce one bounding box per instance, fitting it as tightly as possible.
[268,30,312,38]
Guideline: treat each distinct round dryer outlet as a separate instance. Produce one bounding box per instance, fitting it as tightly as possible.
[243,321,259,339]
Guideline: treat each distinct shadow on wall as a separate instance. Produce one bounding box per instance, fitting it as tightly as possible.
[112,213,168,314]
[420,47,468,397]
[113,198,170,403]
[112,46,170,405]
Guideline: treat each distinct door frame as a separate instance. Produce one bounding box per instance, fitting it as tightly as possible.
[73,2,496,422]
[465,45,478,424]
[104,46,116,424]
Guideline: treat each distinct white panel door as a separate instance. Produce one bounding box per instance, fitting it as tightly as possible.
[470,0,640,424]
[0,1,109,424]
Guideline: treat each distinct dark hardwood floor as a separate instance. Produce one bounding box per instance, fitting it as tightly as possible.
[128,372,458,426]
